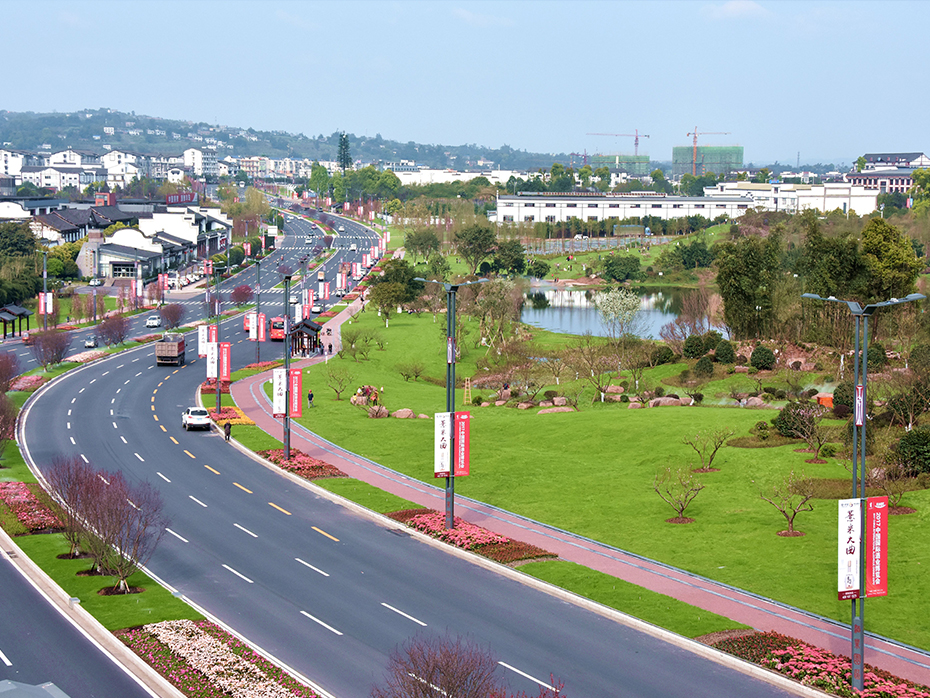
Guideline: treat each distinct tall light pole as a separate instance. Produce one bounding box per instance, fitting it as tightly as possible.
[42,250,48,331]
[254,258,261,364]
[416,277,487,529]
[802,291,924,692]
[282,271,293,460]
[213,265,225,415]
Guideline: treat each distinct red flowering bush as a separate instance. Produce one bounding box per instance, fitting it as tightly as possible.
[480,540,558,564]
[243,360,283,371]
[317,311,338,318]
[0,482,62,532]
[200,379,230,394]
[208,407,254,426]
[10,375,46,392]
[258,449,347,480]
[131,334,162,344]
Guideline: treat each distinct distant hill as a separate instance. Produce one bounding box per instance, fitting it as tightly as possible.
[0,107,569,172]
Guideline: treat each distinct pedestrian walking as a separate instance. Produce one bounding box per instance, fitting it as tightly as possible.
[308,389,314,408]
[224,421,231,442]
[328,342,333,354]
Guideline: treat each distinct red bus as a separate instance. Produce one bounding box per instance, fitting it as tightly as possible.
[269,316,286,341]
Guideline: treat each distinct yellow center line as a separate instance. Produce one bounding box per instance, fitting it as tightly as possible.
[312,526,339,542]
[159,425,166,432]
[151,405,155,411]
[158,381,163,387]
[204,464,220,474]
[234,482,253,494]
[173,369,179,374]
[153,388,158,394]
[183,450,196,459]
[169,436,178,444]
[151,396,155,402]
[268,502,292,516]
[153,414,159,422]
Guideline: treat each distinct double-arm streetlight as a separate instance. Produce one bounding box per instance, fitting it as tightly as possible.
[801,291,924,692]
[415,277,487,529]
[281,268,294,460]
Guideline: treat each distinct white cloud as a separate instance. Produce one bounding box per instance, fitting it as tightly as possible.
[451,7,513,28]
[702,0,771,20]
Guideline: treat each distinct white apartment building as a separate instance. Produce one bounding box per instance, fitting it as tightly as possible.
[703,181,877,216]
[183,148,218,178]
[0,149,28,177]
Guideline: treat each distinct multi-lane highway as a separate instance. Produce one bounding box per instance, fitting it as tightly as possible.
[19,211,800,697]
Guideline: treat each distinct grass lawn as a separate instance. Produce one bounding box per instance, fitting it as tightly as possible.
[14,533,201,631]
[314,478,420,514]
[286,308,930,650]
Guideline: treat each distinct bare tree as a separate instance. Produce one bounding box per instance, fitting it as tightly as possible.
[0,396,17,460]
[879,370,930,431]
[30,330,72,369]
[779,402,830,455]
[541,350,569,386]
[760,470,814,535]
[108,478,167,591]
[45,455,95,557]
[683,429,735,472]
[568,332,614,402]
[230,284,254,306]
[325,365,354,400]
[159,303,185,330]
[97,314,130,346]
[653,466,705,522]
[0,353,19,393]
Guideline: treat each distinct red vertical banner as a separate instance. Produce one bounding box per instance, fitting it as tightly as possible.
[219,342,231,381]
[454,411,470,476]
[37,293,45,315]
[289,368,302,418]
[244,242,251,256]
[206,260,213,275]
[302,304,311,320]
[866,496,888,598]
[208,325,218,343]
[324,282,330,300]
[257,313,266,342]
[307,290,314,307]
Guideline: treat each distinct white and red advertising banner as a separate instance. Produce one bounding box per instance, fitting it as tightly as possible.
[136,279,144,298]
[37,293,48,315]
[370,245,377,259]
[854,385,865,427]
[318,282,324,297]
[166,192,196,206]
[244,242,251,256]
[353,262,361,278]
[301,288,308,306]
[307,290,314,307]
[454,411,470,477]
[206,342,218,379]
[219,342,231,381]
[257,313,267,342]
[385,231,390,243]
[302,304,311,320]
[197,325,208,357]
[363,254,370,268]
[289,368,303,418]
[159,274,168,291]
[261,235,266,250]
[205,260,213,275]
[272,369,286,417]
[866,496,888,598]
[247,312,257,340]
[434,412,452,478]
[838,498,862,600]
[324,282,330,300]
[208,324,218,343]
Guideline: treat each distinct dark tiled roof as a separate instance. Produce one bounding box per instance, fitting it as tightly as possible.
[91,206,136,224]
[98,243,161,260]
[34,213,79,232]
[154,231,191,247]
[56,208,94,226]
[863,152,926,162]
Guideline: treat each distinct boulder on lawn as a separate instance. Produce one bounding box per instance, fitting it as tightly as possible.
[499,389,512,400]
[734,365,749,373]
[393,408,414,419]
[368,405,389,418]
[418,413,430,419]
[517,402,534,410]
[745,396,767,408]
[628,401,642,409]
[649,396,682,408]
[606,385,624,394]
[552,396,568,406]
[495,400,508,407]
[538,400,554,408]
[350,395,368,406]
[538,406,575,414]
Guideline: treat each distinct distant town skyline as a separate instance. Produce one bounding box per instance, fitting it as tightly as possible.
[4,1,928,168]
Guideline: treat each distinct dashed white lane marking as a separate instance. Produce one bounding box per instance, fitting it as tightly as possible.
[135,372,142,377]
[189,496,207,507]
[381,602,427,627]
[134,453,144,461]
[89,379,96,384]
[300,611,342,635]
[78,388,85,393]
[124,380,131,385]
[71,398,76,404]
[166,528,188,543]
[0,647,11,666]
[234,523,258,538]
[132,357,140,362]
[80,454,88,463]
[157,472,170,483]
[113,422,118,429]
[69,437,75,445]
[295,558,329,577]
[498,662,557,691]
[110,409,114,416]
[116,388,121,394]
[116,364,124,368]
[67,409,71,416]
[120,436,127,444]
[102,371,109,376]
[66,422,70,429]
[222,564,253,584]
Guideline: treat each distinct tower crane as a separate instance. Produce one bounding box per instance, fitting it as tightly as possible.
[586,130,650,156]
[569,151,588,167]
[686,128,731,176]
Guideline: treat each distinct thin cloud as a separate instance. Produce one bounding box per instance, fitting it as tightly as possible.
[451,7,514,28]
[702,0,771,20]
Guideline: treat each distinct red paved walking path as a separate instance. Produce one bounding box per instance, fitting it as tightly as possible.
[230,300,930,689]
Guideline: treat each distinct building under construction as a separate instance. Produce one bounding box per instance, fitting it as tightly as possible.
[672,145,744,178]
[589,153,652,177]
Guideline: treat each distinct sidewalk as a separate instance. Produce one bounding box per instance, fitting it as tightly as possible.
[231,307,930,690]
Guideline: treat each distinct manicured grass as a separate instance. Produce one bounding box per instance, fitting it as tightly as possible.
[0,440,37,483]
[291,308,930,649]
[520,560,749,639]
[313,478,420,514]
[14,534,202,631]
[231,425,284,452]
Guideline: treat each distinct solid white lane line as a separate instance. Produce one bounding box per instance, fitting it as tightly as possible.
[300,611,342,635]
[120,436,127,444]
[80,454,88,463]
[157,472,171,483]
[0,647,11,666]
[295,558,329,577]
[233,523,258,538]
[222,564,253,583]
[166,528,188,543]
[381,602,427,627]
[498,662,557,691]
[189,496,207,507]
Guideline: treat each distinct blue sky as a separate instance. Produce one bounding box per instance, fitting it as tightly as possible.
[5,1,927,167]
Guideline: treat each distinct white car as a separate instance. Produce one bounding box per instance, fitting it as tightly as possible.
[338,225,345,232]
[146,315,162,328]
[181,407,211,431]
[84,336,98,348]
[88,278,103,287]
[311,304,322,313]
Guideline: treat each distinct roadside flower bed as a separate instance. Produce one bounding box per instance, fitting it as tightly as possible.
[10,375,46,392]
[258,449,347,480]
[243,360,283,371]
[65,349,108,363]
[0,482,61,532]
[316,311,338,318]
[712,631,930,698]
[117,619,317,698]
[208,406,254,426]
[200,379,230,394]
[131,334,162,344]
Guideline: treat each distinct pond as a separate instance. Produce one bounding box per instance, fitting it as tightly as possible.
[520,284,690,339]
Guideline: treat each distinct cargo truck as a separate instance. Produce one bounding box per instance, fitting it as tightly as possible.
[155,336,185,366]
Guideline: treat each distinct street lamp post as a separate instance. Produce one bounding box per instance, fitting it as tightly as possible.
[214,266,223,415]
[802,291,924,692]
[42,250,48,331]
[282,272,293,460]
[254,259,261,364]
[416,277,487,529]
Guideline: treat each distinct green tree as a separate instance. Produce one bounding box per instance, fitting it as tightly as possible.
[602,254,641,282]
[369,282,407,326]
[309,161,330,196]
[491,239,525,275]
[0,222,37,257]
[454,225,497,275]
[369,258,423,303]
[405,229,440,264]
[426,253,451,282]
[860,218,922,302]
[594,166,611,192]
[715,232,782,339]
[856,155,867,172]
[578,164,593,189]
[338,132,352,173]
[753,168,771,183]
[527,258,550,279]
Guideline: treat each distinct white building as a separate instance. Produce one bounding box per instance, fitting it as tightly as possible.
[703,181,877,216]
[0,149,28,177]
[183,148,218,178]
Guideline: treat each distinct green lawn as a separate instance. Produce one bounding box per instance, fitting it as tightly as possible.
[283,308,930,649]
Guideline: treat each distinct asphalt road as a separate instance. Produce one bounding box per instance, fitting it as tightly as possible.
[20,212,799,697]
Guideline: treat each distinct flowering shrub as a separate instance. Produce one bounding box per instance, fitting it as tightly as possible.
[714,632,930,698]
[0,482,62,532]
[65,350,108,364]
[131,334,162,344]
[243,360,283,371]
[208,406,255,426]
[479,540,558,564]
[200,379,230,394]
[258,449,347,480]
[10,375,46,392]
[118,619,318,697]
[317,311,338,318]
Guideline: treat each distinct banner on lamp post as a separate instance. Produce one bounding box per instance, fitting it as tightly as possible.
[198,325,208,357]
[244,242,251,256]
[838,498,861,600]
[302,304,311,320]
[854,385,865,427]
[37,293,45,315]
[136,279,143,298]
[205,342,218,379]
[324,282,330,299]
[454,411,470,477]
[434,411,451,478]
[247,312,257,340]
[257,313,267,342]
[866,496,888,598]
[272,369,286,417]
[208,324,218,343]
[219,342,231,381]
[289,369,302,418]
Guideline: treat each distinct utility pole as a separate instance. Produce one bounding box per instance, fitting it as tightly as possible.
[42,251,48,331]
[283,273,293,460]
[255,259,261,364]
[214,267,222,415]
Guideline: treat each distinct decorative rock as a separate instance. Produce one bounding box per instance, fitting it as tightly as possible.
[499,389,512,400]
[649,396,682,408]
[606,385,624,394]
[608,394,624,402]
[734,365,750,373]
[628,401,642,409]
[517,402,533,410]
[745,396,767,408]
[481,402,491,407]
[368,405,389,418]
[393,408,414,419]
[350,395,369,406]
[538,406,575,414]
[418,414,430,419]
[678,398,692,406]
[538,400,554,408]
[495,400,508,406]
[552,396,568,406]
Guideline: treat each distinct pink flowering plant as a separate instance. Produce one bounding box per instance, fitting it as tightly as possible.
[258,448,348,480]
[65,350,108,364]
[208,406,254,426]
[0,482,62,532]
[10,375,46,392]
[243,360,283,371]
[199,379,230,394]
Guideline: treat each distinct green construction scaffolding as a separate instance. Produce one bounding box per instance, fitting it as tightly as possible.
[672,145,743,177]
[589,154,651,177]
